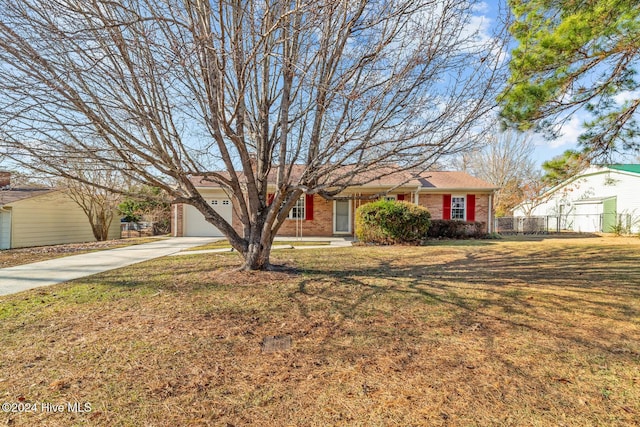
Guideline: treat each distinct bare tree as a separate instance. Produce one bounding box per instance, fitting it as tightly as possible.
[458,130,538,216]
[515,175,551,217]
[62,165,122,241]
[0,0,506,270]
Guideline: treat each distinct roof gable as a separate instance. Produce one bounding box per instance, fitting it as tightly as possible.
[0,188,57,206]
[416,171,496,190]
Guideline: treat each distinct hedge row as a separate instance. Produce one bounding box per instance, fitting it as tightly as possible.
[355,200,487,243]
[426,219,485,239]
[355,200,431,244]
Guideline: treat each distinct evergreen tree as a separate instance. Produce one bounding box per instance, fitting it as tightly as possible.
[500,0,640,158]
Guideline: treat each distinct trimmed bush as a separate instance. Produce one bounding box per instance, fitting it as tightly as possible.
[355,200,431,244]
[426,219,484,239]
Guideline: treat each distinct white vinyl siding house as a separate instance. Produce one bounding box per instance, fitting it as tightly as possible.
[0,189,121,249]
[513,165,640,233]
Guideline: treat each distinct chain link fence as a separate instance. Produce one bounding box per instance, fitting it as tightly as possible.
[495,216,560,234]
[495,213,634,234]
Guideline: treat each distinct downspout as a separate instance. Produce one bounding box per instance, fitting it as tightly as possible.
[172,204,178,237]
[488,193,493,233]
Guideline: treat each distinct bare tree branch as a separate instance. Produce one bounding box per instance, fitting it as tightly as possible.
[0,0,507,269]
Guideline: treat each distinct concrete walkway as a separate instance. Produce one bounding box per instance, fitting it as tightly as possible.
[170,237,354,256]
[0,237,216,296]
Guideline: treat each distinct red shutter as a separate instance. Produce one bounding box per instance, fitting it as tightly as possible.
[305,194,314,220]
[267,193,274,206]
[467,194,476,222]
[442,194,451,220]
[397,194,405,201]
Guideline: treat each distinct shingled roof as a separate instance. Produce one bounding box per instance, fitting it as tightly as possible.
[415,171,497,190]
[0,188,56,206]
[190,166,496,191]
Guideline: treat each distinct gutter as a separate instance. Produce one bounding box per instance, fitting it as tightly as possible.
[417,188,499,193]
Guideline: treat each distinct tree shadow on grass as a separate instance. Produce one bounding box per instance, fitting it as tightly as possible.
[499,232,603,242]
[289,244,640,357]
[40,243,639,425]
[272,244,637,422]
[74,242,639,363]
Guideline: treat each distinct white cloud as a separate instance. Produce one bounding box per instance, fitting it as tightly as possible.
[472,1,490,14]
[613,89,640,105]
[529,114,588,166]
[530,113,587,149]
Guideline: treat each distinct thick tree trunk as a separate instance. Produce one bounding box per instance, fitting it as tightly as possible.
[239,242,272,271]
[90,224,108,241]
[89,211,113,241]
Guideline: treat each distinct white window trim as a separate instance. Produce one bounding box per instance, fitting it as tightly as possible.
[287,196,305,220]
[451,195,466,221]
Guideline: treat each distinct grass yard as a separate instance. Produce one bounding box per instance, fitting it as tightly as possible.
[184,240,332,251]
[0,236,638,426]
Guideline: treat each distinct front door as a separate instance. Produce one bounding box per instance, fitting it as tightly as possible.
[334,200,351,234]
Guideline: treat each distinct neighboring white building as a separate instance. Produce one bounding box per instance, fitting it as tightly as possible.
[513,164,640,233]
[0,173,121,249]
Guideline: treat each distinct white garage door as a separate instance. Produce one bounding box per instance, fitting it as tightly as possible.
[183,199,232,237]
[572,202,602,233]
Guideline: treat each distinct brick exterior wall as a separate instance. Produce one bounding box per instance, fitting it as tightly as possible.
[172,203,184,237]
[419,194,444,220]
[229,195,338,237]
[475,194,492,231]
[276,195,335,237]
[418,193,492,233]
[0,171,10,188]
[173,191,494,237]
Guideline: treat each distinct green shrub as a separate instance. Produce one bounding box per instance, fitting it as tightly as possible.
[355,200,431,244]
[483,232,503,240]
[426,219,485,239]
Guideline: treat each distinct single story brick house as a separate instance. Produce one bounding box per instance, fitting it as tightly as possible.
[172,169,497,238]
[0,172,121,249]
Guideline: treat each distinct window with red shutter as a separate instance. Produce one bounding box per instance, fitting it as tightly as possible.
[305,194,314,220]
[467,194,476,222]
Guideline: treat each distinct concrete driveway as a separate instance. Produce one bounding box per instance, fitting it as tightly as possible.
[0,237,216,296]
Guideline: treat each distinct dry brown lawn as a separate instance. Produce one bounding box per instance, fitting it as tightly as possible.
[0,235,638,426]
[185,240,331,251]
